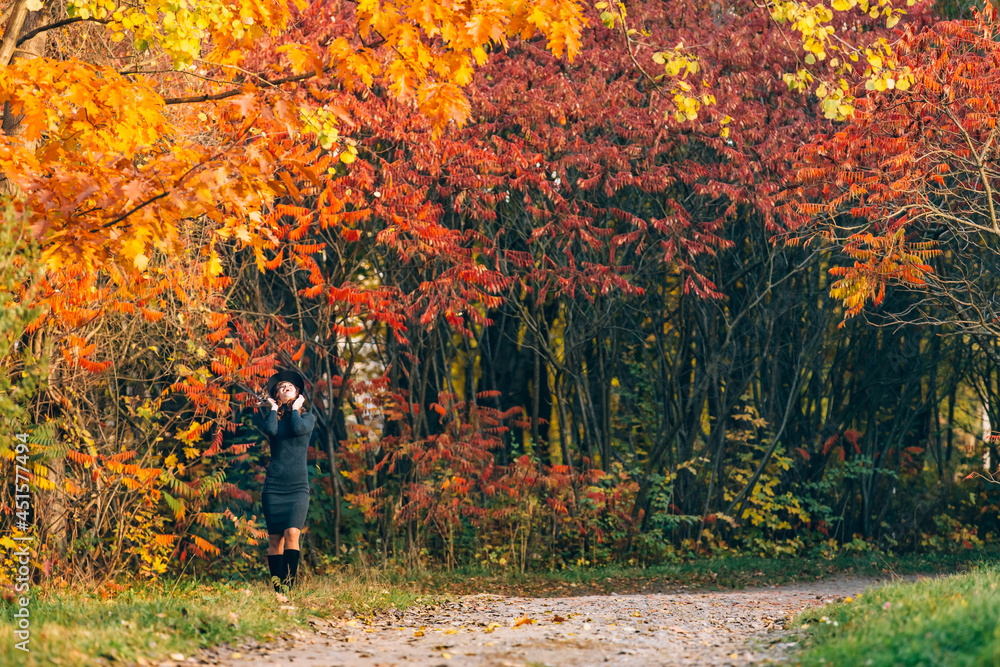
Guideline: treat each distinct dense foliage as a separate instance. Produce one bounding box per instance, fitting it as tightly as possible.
[1,0,998,592]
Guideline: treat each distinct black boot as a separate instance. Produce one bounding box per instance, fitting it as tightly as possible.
[282,549,300,589]
[267,553,287,592]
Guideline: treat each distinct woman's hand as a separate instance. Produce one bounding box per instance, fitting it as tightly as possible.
[266,397,279,411]
[292,394,305,411]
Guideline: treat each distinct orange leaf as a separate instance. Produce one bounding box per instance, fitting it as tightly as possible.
[279,171,302,203]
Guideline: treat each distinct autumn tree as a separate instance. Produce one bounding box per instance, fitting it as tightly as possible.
[0,0,589,582]
[786,2,1000,341]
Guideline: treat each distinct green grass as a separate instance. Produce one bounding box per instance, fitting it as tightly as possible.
[391,551,987,597]
[791,558,1000,666]
[0,568,430,667]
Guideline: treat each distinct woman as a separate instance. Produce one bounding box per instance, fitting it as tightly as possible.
[257,369,316,596]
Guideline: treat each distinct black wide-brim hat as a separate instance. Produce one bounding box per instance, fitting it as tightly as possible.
[265,369,306,400]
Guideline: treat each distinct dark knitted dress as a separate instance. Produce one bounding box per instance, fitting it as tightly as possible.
[258,408,316,534]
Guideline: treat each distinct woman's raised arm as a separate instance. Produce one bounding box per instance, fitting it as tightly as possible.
[259,408,279,437]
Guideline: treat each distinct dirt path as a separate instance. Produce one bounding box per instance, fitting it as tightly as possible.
[178,575,917,667]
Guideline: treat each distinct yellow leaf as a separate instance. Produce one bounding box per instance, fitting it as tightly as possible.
[418,81,472,133]
[275,43,325,76]
[207,250,223,277]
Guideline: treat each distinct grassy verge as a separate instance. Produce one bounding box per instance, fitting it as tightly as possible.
[392,551,988,597]
[0,569,428,667]
[790,558,1000,666]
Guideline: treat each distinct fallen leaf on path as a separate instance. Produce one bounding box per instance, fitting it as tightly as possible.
[551,615,567,623]
[514,616,535,627]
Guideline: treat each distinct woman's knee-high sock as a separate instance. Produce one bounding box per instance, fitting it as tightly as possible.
[267,553,287,592]
[282,549,300,589]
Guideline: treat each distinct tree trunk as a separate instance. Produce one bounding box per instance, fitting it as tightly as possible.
[0,3,51,195]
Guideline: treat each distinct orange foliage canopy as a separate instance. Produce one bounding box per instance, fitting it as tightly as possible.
[2,0,587,361]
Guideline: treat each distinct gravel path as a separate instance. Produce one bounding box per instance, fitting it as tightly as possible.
[177,575,916,667]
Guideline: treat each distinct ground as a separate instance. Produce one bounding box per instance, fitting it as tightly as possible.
[139,574,925,667]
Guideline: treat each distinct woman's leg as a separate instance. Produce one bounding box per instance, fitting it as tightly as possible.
[282,528,302,588]
[266,533,287,593]
[282,528,300,551]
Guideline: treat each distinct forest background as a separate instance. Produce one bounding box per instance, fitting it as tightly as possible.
[1,0,999,594]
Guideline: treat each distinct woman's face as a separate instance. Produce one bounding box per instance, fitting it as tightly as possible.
[275,381,298,404]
